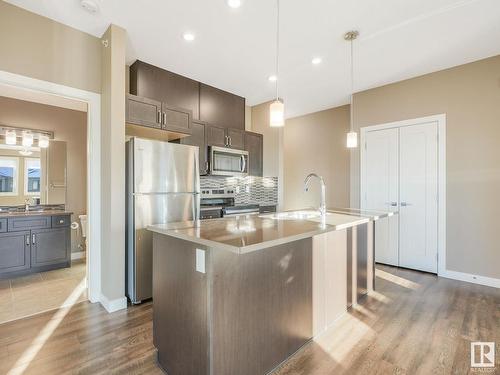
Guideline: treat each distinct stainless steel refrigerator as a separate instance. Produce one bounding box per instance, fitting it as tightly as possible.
[126,137,200,304]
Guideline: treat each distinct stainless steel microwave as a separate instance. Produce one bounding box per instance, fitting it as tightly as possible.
[208,146,248,177]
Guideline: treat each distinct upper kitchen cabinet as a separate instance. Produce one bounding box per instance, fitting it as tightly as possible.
[181,120,208,175]
[126,94,162,129]
[206,125,227,148]
[126,94,192,135]
[244,132,263,177]
[199,84,245,130]
[226,128,245,149]
[130,60,200,119]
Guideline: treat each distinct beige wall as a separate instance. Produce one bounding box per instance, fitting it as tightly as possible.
[0,1,101,94]
[100,25,126,302]
[284,106,350,210]
[250,101,284,208]
[0,96,87,253]
[350,55,500,280]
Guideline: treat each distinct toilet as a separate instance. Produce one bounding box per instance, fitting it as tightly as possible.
[79,214,88,247]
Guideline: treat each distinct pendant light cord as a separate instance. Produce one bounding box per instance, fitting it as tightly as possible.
[275,0,280,101]
[349,37,354,132]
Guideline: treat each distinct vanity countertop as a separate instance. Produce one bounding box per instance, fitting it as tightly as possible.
[0,210,73,218]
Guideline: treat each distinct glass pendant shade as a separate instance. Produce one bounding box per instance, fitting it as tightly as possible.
[22,132,33,148]
[38,134,50,148]
[346,131,358,148]
[269,99,284,127]
[5,130,17,145]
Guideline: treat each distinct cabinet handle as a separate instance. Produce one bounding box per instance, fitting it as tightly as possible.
[32,233,36,245]
[224,136,228,147]
[157,110,161,124]
[229,136,232,147]
[26,235,30,246]
[59,219,64,224]
[205,161,209,172]
[162,112,167,125]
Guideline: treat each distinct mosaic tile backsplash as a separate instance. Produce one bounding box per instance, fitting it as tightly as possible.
[200,176,278,206]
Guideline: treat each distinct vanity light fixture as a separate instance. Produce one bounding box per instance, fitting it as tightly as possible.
[38,134,50,148]
[5,130,16,145]
[345,30,359,148]
[269,0,284,127]
[22,132,34,148]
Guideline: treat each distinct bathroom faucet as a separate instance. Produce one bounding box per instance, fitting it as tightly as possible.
[303,173,326,216]
[24,197,33,212]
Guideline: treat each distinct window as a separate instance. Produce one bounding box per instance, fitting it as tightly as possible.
[25,158,41,196]
[0,157,19,196]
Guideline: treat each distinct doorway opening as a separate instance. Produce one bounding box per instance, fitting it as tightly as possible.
[360,114,446,275]
[0,95,88,323]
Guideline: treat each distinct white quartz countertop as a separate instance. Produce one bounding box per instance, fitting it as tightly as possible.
[148,209,371,254]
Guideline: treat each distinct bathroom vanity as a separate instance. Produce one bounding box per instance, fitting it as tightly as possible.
[0,210,72,278]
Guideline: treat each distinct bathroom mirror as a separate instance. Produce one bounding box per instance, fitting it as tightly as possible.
[0,140,67,207]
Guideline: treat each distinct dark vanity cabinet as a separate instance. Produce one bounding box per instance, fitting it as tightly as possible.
[0,214,71,278]
[245,131,264,177]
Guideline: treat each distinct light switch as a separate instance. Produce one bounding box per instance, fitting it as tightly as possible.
[196,249,206,274]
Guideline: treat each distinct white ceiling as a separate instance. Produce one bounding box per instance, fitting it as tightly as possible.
[6,0,500,118]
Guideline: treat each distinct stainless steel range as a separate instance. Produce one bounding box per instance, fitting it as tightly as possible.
[200,189,260,219]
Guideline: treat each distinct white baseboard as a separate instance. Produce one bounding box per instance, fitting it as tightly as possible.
[71,251,86,260]
[440,269,500,289]
[99,294,128,313]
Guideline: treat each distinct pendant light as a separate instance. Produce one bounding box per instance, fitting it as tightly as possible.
[269,0,284,127]
[345,30,359,148]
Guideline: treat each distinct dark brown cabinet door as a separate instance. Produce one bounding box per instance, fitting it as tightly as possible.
[0,231,30,275]
[199,84,245,130]
[31,228,70,267]
[130,61,200,119]
[126,94,162,129]
[244,132,263,176]
[226,129,245,149]
[181,121,208,174]
[162,104,192,134]
[206,125,227,148]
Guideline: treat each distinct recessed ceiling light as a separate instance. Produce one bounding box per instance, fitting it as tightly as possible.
[227,0,242,8]
[268,75,277,82]
[312,57,322,65]
[183,32,195,42]
[80,0,99,14]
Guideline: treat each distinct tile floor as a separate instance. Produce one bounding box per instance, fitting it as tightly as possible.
[0,259,87,324]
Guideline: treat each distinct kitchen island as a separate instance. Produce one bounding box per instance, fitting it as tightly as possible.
[148,210,386,375]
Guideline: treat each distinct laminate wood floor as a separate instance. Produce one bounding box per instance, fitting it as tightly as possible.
[0,265,498,375]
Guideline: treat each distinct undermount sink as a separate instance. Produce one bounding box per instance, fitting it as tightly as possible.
[262,210,329,220]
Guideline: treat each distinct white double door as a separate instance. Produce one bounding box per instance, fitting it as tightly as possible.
[362,122,438,273]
